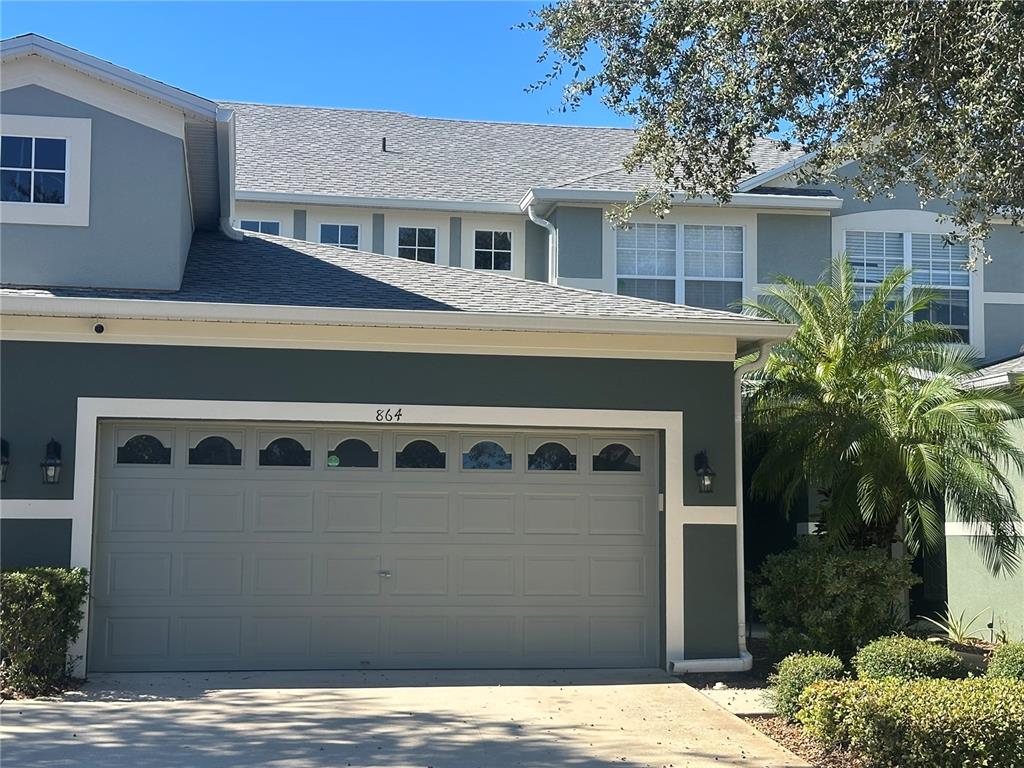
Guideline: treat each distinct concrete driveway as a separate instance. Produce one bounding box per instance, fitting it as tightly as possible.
[1,669,806,768]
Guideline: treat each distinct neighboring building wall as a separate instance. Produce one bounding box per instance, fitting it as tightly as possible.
[947,421,1024,642]
[0,85,192,290]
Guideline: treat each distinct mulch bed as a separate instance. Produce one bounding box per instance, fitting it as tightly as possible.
[747,716,866,768]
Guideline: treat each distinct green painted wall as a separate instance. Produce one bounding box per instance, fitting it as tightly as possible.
[682,524,739,658]
[947,420,1024,642]
[0,342,738,508]
[0,519,72,569]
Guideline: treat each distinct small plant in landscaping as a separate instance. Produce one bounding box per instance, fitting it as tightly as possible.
[766,651,846,721]
[918,602,988,646]
[752,538,917,659]
[797,677,1024,768]
[853,635,963,681]
[987,642,1024,680]
[0,567,89,696]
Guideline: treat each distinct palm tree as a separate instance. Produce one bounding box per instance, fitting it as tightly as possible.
[743,258,1024,574]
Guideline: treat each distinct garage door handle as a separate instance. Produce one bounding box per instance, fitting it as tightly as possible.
[378,570,392,578]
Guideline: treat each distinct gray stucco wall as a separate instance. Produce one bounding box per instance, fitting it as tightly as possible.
[682,524,739,658]
[757,214,831,283]
[0,519,72,570]
[984,304,1024,361]
[554,207,603,279]
[0,85,192,290]
[829,164,953,216]
[525,220,549,282]
[449,216,462,267]
[984,225,1024,294]
[293,209,307,241]
[372,213,385,253]
[0,342,737,509]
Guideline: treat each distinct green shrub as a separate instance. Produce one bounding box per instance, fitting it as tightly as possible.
[798,677,1024,768]
[0,567,89,695]
[853,635,963,680]
[752,538,918,659]
[767,651,846,720]
[988,642,1024,680]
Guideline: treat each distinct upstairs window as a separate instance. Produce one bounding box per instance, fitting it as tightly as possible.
[1,135,66,204]
[682,225,744,311]
[616,223,677,303]
[320,223,359,249]
[474,230,512,270]
[240,220,280,235]
[844,229,972,342]
[398,226,436,263]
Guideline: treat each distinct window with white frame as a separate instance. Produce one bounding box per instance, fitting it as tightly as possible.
[398,226,436,263]
[240,220,280,235]
[911,233,970,342]
[1,135,67,204]
[843,229,971,341]
[682,225,744,311]
[615,222,677,303]
[320,223,359,249]
[474,230,512,270]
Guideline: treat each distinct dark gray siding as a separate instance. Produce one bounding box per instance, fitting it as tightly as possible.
[525,220,549,282]
[0,85,192,290]
[984,304,1024,361]
[293,209,307,240]
[0,519,72,569]
[757,214,831,283]
[985,225,1024,294]
[372,213,385,253]
[0,342,737,509]
[682,524,739,658]
[449,216,462,267]
[554,207,603,279]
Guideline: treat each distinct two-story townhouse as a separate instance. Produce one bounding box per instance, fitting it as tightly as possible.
[0,35,796,676]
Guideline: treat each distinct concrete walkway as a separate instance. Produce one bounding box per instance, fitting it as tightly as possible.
[1,669,807,768]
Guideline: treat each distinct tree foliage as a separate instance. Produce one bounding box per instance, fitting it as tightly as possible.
[529,0,1024,256]
[742,259,1024,573]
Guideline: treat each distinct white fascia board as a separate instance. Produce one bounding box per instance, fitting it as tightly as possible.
[0,294,794,344]
[236,190,523,215]
[735,152,819,192]
[0,34,218,121]
[520,187,842,212]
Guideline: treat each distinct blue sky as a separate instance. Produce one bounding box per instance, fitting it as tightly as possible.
[2,1,630,127]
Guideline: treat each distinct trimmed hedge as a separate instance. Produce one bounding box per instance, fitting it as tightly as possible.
[0,567,89,695]
[752,539,917,659]
[797,678,1024,768]
[988,642,1024,680]
[853,635,963,680]
[767,651,846,720]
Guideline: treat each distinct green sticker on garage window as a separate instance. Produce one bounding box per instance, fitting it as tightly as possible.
[326,454,340,467]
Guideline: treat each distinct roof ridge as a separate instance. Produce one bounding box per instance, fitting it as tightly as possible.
[553,165,628,189]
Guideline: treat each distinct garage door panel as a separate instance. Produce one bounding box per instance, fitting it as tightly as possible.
[91,421,660,671]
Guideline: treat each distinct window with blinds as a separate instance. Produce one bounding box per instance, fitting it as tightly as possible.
[615,223,677,303]
[683,225,744,311]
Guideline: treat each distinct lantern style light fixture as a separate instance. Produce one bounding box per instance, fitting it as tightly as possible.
[40,438,62,485]
[1,438,8,483]
[694,449,715,494]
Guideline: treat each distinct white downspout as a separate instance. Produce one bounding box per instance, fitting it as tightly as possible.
[734,341,775,669]
[527,203,558,284]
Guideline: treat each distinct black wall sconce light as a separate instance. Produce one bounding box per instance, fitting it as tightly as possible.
[1,438,8,483]
[40,438,62,485]
[694,449,715,494]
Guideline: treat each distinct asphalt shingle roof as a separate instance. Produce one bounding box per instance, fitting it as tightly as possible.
[224,102,807,205]
[965,353,1024,389]
[1,232,773,325]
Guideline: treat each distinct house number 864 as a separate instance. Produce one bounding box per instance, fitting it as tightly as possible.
[376,408,402,422]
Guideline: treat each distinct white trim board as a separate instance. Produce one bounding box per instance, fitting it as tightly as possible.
[0,397,741,674]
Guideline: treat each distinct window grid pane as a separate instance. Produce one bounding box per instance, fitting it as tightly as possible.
[845,229,903,286]
[473,229,512,271]
[397,227,437,263]
[616,223,677,302]
[681,225,743,311]
[320,223,359,249]
[0,135,67,204]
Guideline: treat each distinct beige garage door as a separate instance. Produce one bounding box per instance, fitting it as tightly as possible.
[89,420,661,671]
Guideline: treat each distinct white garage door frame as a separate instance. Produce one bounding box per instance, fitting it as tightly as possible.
[5,396,741,673]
